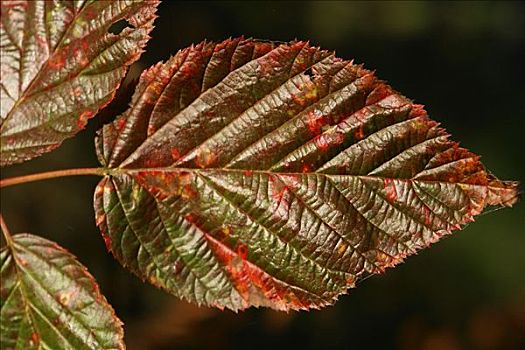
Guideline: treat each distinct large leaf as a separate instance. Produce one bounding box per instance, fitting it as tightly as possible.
[0,233,124,349]
[0,0,159,166]
[94,38,519,311]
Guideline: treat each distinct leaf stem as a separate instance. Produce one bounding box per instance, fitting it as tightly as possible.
[0,168,107,188]
[0,213,13,247]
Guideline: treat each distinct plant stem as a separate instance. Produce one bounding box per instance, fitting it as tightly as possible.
[0,168,106,188]
[0,213,13,246]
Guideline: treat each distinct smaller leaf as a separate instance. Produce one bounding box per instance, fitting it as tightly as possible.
[0,0,159,166]
[1,234,124,350]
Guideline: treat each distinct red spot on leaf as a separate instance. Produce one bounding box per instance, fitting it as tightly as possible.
[237,243,248,260]
[31,332,40,347]
[184,213,197,224]
[301,163,312,173]
[48,51,66,69]
[384,178,397,202]
[77,110,94,129]
[84,7,98,20]
[116,118,126,131]
[203,232,307,310]
[181,184,198,199]
[170,147,181,161]
[346,275,356,287]
[314,131,345,153]
[269,175,293,220]
[270,175,289,203]
[354,125,365,140]
[305,110,327,135]
[314,134,330,151]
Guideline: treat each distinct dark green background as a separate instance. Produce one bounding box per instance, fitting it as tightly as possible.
[2,1,524,349]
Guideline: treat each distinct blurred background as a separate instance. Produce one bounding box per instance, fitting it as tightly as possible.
[1,1,524,349]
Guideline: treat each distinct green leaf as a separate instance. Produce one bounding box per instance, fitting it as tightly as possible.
[0,0,159,166]
[94,38,519,311]
[1,233,124,349]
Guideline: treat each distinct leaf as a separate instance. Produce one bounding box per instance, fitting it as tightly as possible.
[0,0,159,166]
[93,38,519,311]
[0,233,124,349]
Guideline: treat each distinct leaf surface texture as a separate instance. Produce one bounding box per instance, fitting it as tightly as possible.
[94,38,519,311]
